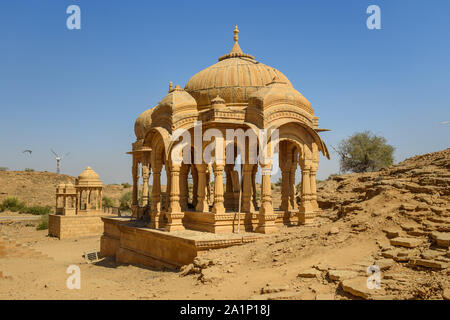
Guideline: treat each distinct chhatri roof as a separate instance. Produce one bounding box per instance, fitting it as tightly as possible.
[135,108,154,140]
[184,25,293,108]
[248,75,313,114]
[78,166,100,181]
[76,166,102,188]
[133,26,320,142]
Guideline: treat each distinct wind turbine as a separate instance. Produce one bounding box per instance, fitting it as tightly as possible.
[51,149,70,174]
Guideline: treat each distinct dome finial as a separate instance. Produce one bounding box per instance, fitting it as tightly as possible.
[230,25,243,54]
[218,26,255,61]
[169,81,173,92]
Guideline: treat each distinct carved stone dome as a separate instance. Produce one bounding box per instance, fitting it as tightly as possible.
[184,25,293,109]
[134,108,153,140]
[78,166,100,181]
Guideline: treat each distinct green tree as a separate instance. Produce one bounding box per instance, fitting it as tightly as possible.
[119,189,146,211]
[102,196,115,208]
[336,131,394,173]
[0,197,26,212]
[119,191,132,211]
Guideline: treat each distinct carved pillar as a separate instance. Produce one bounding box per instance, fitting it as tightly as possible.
[212,164,225,214]
[141,161,150,208]
[231,170,240,210]
[206,165,212,205]
[310,161,319,212]
[224,164,234,210]
[99,188,103,210]
[191,165,198,208]
[289,163,298,211]
[241,164,254,213]
[251,165,258,209]
[131,157,139,218]
[88,189,93,210]
[163,168,170,211]
[76,190,80,211]
[299,160,314,224]
[280,161,291,212]
[165,163,184,231]
[149,162,162,228]
[179,165,189,211]
[255,162,277,234]
[195,164,209,212]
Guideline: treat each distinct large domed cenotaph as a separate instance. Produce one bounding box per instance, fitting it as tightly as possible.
[100,26,329,268]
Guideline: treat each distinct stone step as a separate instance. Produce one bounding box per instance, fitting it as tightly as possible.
[409,258,448,269]
[431,232,450,248]
[390,237,423,248]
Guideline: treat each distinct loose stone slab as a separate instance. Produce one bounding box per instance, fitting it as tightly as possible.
[409,258,448,270]
[382,227,401,239]
[341,277,383,299]
[328,269,359,281]
[390,237,423,248]
[421,249,443,260]
[431,232,450,248]
[443,288,450,300]
[374,258,394,271]
[298,268,321,278]
[381,249,397,259]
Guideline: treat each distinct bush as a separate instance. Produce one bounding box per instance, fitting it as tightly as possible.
[24,168,34,172]
[120,191,132,211]
[121,183,132,189]
[336,131,394,173]
[102,196,114,208]
[36,214,49,230]
[1,197,26,212]
[0,198,51,215]
[255,189,261,202]
[22,205,52,215]
[0,167,8,171]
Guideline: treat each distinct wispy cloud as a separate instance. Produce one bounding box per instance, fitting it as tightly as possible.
[441,121,450,125]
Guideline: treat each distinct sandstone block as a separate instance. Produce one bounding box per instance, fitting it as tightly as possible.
[382,228,401,239]
[375,259,394,271]
[341,277,383,299]
[431,232,450,248]
[298,268,321,278]
[390,237,423,248]
[328,269,358,281]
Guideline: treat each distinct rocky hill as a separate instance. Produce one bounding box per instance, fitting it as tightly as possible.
[180,148,450,300]
[0,171,128,208]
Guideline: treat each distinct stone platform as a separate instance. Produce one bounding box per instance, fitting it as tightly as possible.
[48,214,114,239]
[100,217,261,270]
[177,209,299,234]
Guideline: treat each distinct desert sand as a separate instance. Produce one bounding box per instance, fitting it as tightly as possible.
[1,148,449,300]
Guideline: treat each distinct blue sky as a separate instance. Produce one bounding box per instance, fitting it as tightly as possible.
[0,0,449,184]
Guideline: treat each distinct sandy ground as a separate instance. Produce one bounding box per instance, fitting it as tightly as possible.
[1,149,449,300]
[0,213,430,300]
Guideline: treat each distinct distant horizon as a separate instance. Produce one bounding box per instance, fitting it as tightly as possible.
[1,1,449,184]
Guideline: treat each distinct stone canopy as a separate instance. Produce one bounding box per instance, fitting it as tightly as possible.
[129,26,329,234]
